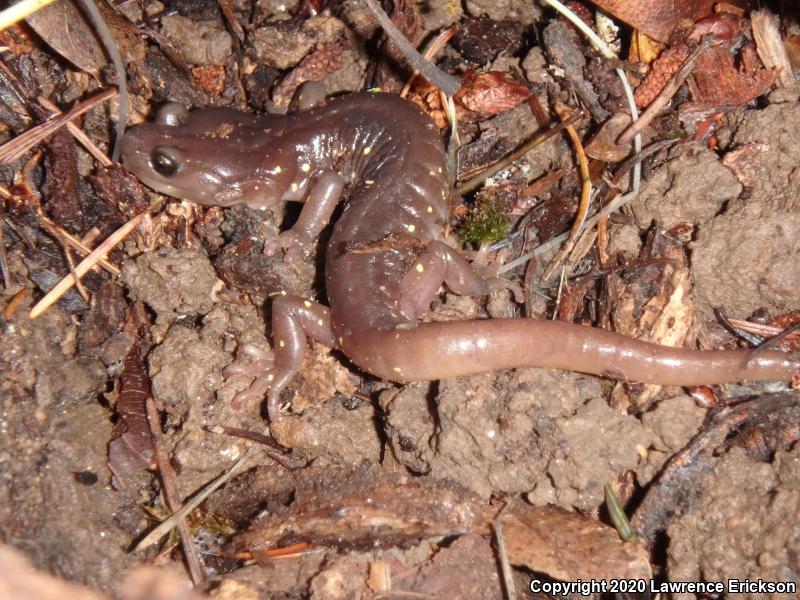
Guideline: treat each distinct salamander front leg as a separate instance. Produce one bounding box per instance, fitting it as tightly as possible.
[398,240,519,318]
[224,296,335,422]
[264,172,345,261]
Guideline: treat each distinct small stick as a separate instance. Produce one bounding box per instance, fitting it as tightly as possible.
[0,88,117,165]
[362,0,460,96]
[454,115,581,196]
[399,26,457,98]
[617,37,714,146]
[0,0,57,31]
[30,198,164,318]
[498,186,641,274]
[39,216,120,275]
[61,243,90,303]
[145,394,204,585]
[37,96,112,167]
[134,444,257,551]
[0,219,8,289]
[539,106,593,282]
[76,0,127,161]
[493,504,516,600]
[744,321,800,367]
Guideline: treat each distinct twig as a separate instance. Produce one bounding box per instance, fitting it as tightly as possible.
[208,425,310,470]
[39,215,120,275]
[134,444,257,552]
[61,243,90,302]
[0,0,57,31]
[493,504,516,600]
[362,0,460,96]
[617,37,714,146]
[744,321,800,367]
[498,186,640,274]
[76,0,127,162]
[0,88,117,165]
[453,115,581,196]
[539,105,592,282]
[400,26,457,98]
[29,198,164,318]
[0,219,8,289]
[714,307,764,346]
[145,394,204,585]
[541,0,641,193]
[727,318,800,343]
[37,96,112,167]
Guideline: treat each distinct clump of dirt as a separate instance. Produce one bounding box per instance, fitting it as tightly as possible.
[692,99,800,320]
[631,145,742,230]
[666,444,800,588]
[382,368,650,509]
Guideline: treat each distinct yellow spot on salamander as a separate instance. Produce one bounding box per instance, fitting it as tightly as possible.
[415,263,424,272]
[290,183,298,192]
[338,336,343,345]
[304,300,312,308]
[317,319,324,326]
[272,166,282,175]
[363,146,372,156]
[267,374,274,381]
[279,340,285,348]
[301,163,311,173]
[406,224,416,233]
[426,206,433,213]
[393,367,402,373]
[429,170,436,177]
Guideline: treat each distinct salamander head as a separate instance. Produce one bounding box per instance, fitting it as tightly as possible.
[121,103,283,208]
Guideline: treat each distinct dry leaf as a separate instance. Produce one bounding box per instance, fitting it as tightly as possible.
[500,501,652,580]
[589,0,718,43]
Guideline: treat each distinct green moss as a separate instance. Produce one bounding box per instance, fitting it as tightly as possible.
[458,201,509,245]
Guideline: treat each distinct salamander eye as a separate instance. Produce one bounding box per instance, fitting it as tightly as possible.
[151,146,183,177]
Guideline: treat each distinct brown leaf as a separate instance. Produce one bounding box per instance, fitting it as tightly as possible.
[500,501,652,580]
[585,112,633,162]
[589,0,718,43]
[25,0,106,75]
[691,43,778,107]
[231,467,491,560]
[454,72,532,120]
[108,347,155,490]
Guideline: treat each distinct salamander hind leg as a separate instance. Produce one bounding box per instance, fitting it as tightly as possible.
[224,296,335,422]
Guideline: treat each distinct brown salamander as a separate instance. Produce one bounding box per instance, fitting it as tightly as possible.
[120,91,799,421]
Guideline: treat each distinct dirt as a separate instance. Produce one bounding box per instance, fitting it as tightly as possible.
[666,444,800,597]
[692,98,800,320]
[0,1,799,599]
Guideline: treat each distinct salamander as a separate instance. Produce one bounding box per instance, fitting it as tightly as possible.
[120,91,799,422]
